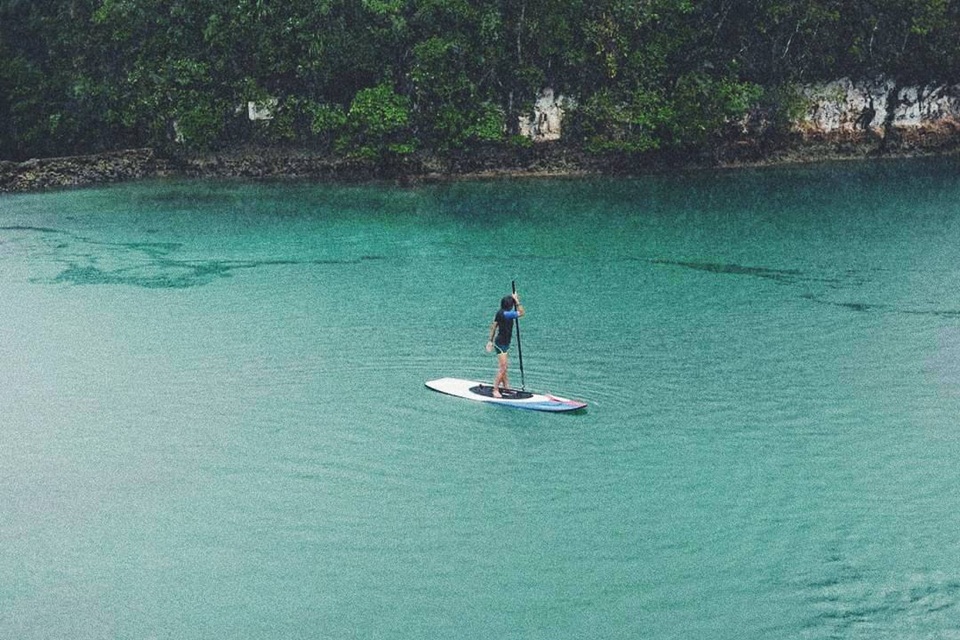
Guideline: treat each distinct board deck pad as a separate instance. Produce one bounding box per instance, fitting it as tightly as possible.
[468,384,534,400]
[425,377,586,412]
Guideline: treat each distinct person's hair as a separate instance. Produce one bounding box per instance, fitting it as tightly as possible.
[500,295,515,311]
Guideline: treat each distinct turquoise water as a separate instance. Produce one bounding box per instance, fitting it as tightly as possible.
[3,159,960,638]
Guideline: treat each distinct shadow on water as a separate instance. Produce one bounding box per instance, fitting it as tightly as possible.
[0,225,64,234]
[50,256,388,289]
[651,258,960,320]
[799,293,960,319]
[648,258,849,287]
[13,218,960,319]
[4,224,388,289]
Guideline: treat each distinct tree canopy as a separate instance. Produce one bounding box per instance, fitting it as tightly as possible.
[2,0,959,160]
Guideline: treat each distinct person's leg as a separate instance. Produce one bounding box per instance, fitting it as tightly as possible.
[493,351,509,397]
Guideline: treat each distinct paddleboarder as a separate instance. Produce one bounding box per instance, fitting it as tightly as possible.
[486,291,525,397]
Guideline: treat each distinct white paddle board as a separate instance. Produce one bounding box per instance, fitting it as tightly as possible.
[425,377,587,412]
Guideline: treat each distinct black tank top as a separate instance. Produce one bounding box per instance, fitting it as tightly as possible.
[494,309,516,346]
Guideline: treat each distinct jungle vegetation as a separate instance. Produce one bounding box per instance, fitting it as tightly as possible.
[2,0,959,161]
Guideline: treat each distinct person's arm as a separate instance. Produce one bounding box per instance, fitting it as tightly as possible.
[511,292,525,318]
[486,320,497,351]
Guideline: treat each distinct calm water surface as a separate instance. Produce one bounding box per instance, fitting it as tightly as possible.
[3,159,960,638]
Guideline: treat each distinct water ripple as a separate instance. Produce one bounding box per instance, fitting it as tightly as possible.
[799,569,960,636]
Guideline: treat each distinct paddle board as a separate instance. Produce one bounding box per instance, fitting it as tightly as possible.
[425,377,587,412]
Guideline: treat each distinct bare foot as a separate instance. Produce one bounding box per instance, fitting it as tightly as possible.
[493,389,502,398]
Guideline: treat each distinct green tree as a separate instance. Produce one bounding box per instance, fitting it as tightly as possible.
[4,0,960,160]
[342,83,414,159]
[1,0,130,158]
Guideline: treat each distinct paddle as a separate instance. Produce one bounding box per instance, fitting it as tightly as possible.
[512,280,526,390]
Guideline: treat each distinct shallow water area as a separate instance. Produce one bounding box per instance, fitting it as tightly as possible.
[3,159,960,638]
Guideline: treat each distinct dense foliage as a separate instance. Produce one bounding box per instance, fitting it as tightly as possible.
[2,0,960,160]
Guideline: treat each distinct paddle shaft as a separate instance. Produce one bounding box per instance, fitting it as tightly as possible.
[512,280,525,390]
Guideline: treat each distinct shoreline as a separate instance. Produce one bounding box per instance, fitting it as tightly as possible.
[2,131,960,194]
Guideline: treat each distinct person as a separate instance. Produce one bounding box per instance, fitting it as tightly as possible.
[485,291,525,397]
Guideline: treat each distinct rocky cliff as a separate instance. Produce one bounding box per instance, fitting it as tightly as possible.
[3,79,960,194]
[798,78,960,135]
